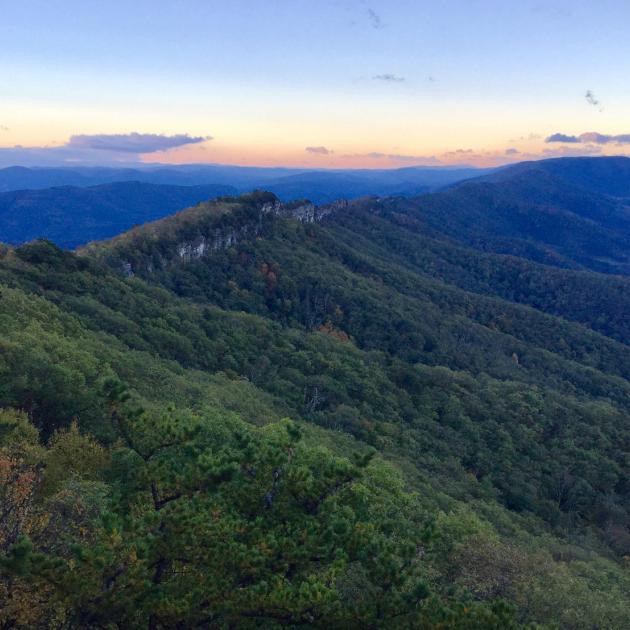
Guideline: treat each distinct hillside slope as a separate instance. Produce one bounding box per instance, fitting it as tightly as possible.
[84,192,630,531]
[479,156,630,197]
[408,156,630,274]
[1,186,630,627]
[0,181,237,248]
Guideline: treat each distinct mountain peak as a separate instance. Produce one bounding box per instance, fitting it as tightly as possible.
[81,191,348,277]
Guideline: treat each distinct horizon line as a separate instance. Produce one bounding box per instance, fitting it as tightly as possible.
[2,154,628,173]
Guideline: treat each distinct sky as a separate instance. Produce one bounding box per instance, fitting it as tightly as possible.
[1,0,630,169]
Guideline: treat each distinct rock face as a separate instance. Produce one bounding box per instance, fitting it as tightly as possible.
[174,223,255,263]
[171,200,348,265]
[260,200,345,223]
[121,198,347,275]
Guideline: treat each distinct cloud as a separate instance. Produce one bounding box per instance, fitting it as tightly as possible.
[349,148,507,167]
[440,149,484,162]
[530,4,572,18]
[510,133,542,142]
[505,148,520,155]
[0,125,8,132]
[342,152,442,165]
[546,131,630,145]
[585,90,603,111]
[578,132,610,144]
[364,5,383,29]
[67,132,209,153]
[443,148,474,156]
[580,132,630,144]
[373,73,404,82]
[585,90,598,106]
[542,144,603,157]
[305,146,333,155]
[0,131,212,167]
[545,133,580,143]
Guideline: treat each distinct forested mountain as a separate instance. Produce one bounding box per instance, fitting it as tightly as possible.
[0,181,237,248]
[0,166,490,248]
[0,164,487,203]
[398,157,630,274]
[1,162,630,627]
[3,158,630,258]
[480,156,630,197]
[0,165,307,191]
[251,166,488,203]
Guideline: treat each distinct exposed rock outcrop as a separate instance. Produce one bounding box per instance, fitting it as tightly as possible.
[121,198,347,275]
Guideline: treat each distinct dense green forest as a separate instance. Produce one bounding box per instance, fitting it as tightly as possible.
[364,156,630,276]
[0,182,236,248]
[1,179,630,627]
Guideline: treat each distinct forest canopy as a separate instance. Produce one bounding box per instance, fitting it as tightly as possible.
[1,182,630,627]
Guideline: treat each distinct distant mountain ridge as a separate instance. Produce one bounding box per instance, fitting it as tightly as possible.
[400,156,630,274]
[0,164,489,247]
[1,157,629,262]
[0,163,489,193]
[471,155,630,197]
[0,181,236,248]
[0,163,488,201]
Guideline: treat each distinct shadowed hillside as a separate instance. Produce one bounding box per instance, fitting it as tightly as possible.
[0,181,237,248]
[395,157,630,274]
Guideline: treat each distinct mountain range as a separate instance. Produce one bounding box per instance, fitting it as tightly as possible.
[0,163,487,195]
[0,182,237,248]
[0,164,489,247]
[1,156,630,627]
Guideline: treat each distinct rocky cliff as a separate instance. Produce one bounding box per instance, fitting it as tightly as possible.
[118,196,348,277]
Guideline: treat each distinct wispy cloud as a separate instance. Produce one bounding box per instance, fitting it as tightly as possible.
[585,89,603,111]
[546,131,630,145]
[509,133,542,142]
[439,148,488,163]
[67,132,209,153]
[362,3,383,29]
[443,149,474,157]
[305,146,333,155]
[367,8,382,28]
[530,4,573,18]
[542,144,603,157]
[373,73,404,82]
[0,125,8,132]
[580,132,630,144]
[0,132,213,167]
[342,151,441,165]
